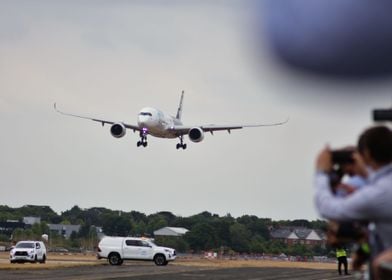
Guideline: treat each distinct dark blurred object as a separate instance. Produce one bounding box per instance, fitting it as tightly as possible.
[329,168,344,192]
[379,262,392,279]
[332,150,354,165]
[263,1,392,78]
[352,243,371,271]
[329,150,355,192]
[373,108,392,122]
[337,222,366,241]
[327,221,367,247]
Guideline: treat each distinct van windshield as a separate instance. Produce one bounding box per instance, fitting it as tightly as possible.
[16,242,35,249]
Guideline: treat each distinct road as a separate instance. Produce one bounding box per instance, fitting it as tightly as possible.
[0,262,358,280]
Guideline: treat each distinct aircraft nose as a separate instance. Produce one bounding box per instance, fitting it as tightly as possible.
[138,115,152,127]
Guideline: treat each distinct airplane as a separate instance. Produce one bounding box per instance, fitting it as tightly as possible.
[54,91,288,150]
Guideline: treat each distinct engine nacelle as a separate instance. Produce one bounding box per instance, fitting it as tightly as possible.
[188,127,204,143]
[110,123,126,138]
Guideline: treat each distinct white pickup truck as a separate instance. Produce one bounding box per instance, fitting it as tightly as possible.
[10,241,47,264]
[97,237,176,266]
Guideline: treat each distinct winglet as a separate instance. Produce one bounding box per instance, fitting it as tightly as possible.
[176,90,185,120]
[54,102,65,115]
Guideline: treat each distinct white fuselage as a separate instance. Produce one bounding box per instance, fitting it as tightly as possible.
[137,107,182,138]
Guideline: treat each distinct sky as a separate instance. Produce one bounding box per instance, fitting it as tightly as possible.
[0,1,391,220]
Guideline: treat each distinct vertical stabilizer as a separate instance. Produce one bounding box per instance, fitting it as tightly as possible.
[176,90,184,120]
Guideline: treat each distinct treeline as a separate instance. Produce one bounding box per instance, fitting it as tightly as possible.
[0,205,328,256]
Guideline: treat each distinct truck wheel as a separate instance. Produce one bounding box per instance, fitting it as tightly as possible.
[40,255,46,264]
[34,255,38,263]
[108,253,122,265]
[154,254,166,266]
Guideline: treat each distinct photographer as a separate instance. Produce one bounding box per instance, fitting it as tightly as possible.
[314,125,392,279]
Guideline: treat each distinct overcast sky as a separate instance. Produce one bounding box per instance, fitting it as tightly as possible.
[1,1,390,220]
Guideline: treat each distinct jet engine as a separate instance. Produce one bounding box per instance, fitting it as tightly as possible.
[188,127,204,143]
[110,123,126,138]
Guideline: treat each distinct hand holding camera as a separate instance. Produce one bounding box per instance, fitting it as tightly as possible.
[317,147,366,175]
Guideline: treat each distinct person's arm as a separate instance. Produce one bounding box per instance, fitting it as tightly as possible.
[314,148,382,221]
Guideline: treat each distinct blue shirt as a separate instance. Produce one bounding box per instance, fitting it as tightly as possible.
[336,175,368,197]
[314,163,392,249]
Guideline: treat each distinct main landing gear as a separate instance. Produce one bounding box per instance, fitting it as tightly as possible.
[176,135,187,150]
[137,130,148,148]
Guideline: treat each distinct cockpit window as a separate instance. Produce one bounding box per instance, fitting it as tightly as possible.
[139,112,152,116]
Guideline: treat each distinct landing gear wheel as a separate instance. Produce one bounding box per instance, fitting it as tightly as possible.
[176,135,187,150]
[137,141,141,147]
[143,142,148,147]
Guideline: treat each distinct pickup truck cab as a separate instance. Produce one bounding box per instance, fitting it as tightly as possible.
[10,241,47,264]
[97,237,176,266]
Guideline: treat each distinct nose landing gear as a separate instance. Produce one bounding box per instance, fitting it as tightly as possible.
[137,139,147,147]
[176,136,187,150]
[137,129,148,148]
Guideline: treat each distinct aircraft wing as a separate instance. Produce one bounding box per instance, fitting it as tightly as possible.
[172,119,289,135]
[54,103,140,131]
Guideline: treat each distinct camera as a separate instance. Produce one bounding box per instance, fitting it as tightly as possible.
[329,150,355,189]
[331,150,354,165]
[373,108,392,122]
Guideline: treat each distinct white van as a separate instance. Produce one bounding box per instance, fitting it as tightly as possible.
[10,241,47,264]
[97,237,176,266]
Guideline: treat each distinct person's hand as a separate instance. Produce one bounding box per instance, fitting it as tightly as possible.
[336,183,356,194]
[316,146,332,173]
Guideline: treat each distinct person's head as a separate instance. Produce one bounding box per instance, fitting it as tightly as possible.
[357,125,392,169]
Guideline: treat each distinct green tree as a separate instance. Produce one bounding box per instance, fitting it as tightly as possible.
[154,236,189,253]
[130,211,148,224]
[132,221,147,236]
[287,244,313,257]
[31,222,49,238]
[146,214,168,235]
[229,223,251,253]
[211,218,233,247]
[68,231,80,248]
[184,223,218,252]
[102,215,133,236]
[237,215,270,241]
[0,234,9,242]
[249,235,266,253]
[309,220,328,230]
[156,211,176,225]
[266,240,286,255]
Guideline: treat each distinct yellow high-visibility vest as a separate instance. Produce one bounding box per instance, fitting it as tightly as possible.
[336,248,347,258]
